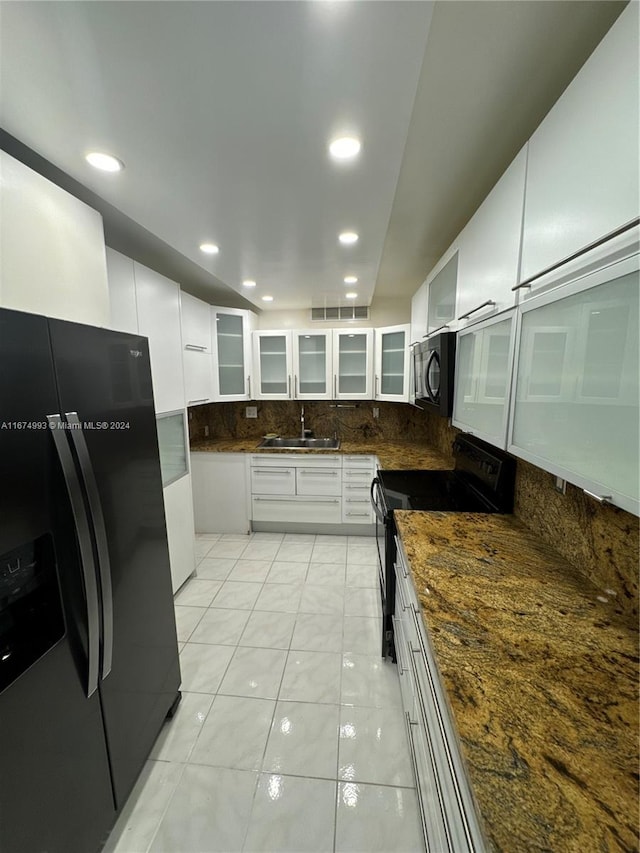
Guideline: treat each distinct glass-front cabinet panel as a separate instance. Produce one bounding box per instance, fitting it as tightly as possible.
[212,308,254,401]
[293,330,332,399]
[452,311,516,449]
[332,329,374,399]
[253,331,293,399]
[157,410,188,486]
[427,251,458,334]
[509,255,639,516]
[374,324,410,402]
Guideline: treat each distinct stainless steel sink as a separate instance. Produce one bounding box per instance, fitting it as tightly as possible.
[257,437,341,450]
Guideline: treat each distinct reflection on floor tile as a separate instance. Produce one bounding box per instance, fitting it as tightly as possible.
[335,781,423,853]
[243,774,337,853]
[106,532,418,853]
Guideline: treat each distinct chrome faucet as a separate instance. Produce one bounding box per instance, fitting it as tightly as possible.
[300,405,305,438]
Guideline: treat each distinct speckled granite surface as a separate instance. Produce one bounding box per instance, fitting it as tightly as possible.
[190,438,453,470]
[395,510,639,853]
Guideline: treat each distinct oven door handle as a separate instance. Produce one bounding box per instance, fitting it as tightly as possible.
[370,477,386,524]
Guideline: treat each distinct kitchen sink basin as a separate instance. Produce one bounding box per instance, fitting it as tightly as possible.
[257,436,341,450]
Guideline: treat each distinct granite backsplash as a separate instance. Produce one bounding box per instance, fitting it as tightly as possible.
[188,400,639,619]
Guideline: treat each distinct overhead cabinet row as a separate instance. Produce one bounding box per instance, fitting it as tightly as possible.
[412,2,638,342]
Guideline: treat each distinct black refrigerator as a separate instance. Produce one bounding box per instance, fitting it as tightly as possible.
[0,307,181,853]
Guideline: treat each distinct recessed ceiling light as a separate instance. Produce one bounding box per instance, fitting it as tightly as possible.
[261,295,274,302]
[339,232,359,245]
[344,276,358,284]
[242,280,257,288]
[329,136,361,161]
[345,292,358,299]
[85,152,123,172]
[199,243,219,255]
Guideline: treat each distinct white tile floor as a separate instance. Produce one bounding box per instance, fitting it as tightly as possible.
[105,532,424,853]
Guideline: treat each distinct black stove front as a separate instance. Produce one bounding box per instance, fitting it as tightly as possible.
[371,435,515,659]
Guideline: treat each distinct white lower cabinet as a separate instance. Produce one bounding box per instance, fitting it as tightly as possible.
[163,474,196,593]
[249,453,375,529]
[191,452,251,534]
[394,540,487,853]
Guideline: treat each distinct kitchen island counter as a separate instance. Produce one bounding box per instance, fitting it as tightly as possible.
[394,510,639,853]
[190,437,453,470]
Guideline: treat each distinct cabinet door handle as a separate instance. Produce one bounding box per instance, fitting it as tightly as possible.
[457,300,496,321]
[247,375,252,398]
[252,468,292,474]
[375,375,379,397]
[294,375,298,397]
[333,375,337,398]
[299,470,338,475]
[424,324,449,337]
[185,344,208,352]
[288,375,292,398]
[512,216,640,290]
[188,398,209,405]
[583,490,612,504]
[254,497,339,503]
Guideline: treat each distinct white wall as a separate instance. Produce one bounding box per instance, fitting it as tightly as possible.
[0,151,109,325]
[256,296,410,330]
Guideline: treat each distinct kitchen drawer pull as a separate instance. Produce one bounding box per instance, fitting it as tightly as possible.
[299,470,338,475]
[512,216,640,290]
[185,343,208,351]
[254,497,339,503]
[252,468,292,474]
[345,498,369,503]
[457,299,495,321]
[344,485,368,491]
[344,470,370,475]
[346,511,371,517]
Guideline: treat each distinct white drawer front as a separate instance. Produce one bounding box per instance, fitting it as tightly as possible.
[250,466,296,495]
[296,467,342,496]
[343,468,375,483]
[341,497,373,523]
[342,484,371,500]
[342,454,376,468]
[252,495,341,524]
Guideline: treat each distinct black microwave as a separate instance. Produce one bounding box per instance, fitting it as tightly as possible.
[413,331,456,416]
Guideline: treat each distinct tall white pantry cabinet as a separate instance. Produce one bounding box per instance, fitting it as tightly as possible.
[105,248,196,592]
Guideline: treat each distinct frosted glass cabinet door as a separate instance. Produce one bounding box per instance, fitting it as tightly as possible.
[214,310,247,399]
[374,324,410,402]
[509,255,639,515]
[293,331,332,399]
[332,329,374,399]
[427,252,458,334]
[452,312,515,449]
[253,331,293,399]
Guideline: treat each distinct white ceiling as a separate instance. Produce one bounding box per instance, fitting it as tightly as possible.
[0,1,626,313]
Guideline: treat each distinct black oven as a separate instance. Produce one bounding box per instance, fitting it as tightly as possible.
[413,331,456,416]
[371,435,515,659]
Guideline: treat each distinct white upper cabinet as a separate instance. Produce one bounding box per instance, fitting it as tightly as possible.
[520,3,639,286]
[180,292,214,406]
[181,292,212,352]
[292,330,333,400]
[332,328,374,400]
[426,248,459,335]
[410,281,428,345]
[105,248,138,335]
[374,324,411,402]
[0,151,109,326]
[212,308,255,401]
[456,147,527,326]
[452,311,516,449]
[134,262,185,414]
[253,330,294,399]
[509,253,639,516]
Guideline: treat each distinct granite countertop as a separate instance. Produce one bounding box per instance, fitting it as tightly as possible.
[394,510,639,853]
[189,437,453,470]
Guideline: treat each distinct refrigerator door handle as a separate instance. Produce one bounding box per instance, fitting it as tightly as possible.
[47,414,101,697]
[65,412,113,680]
